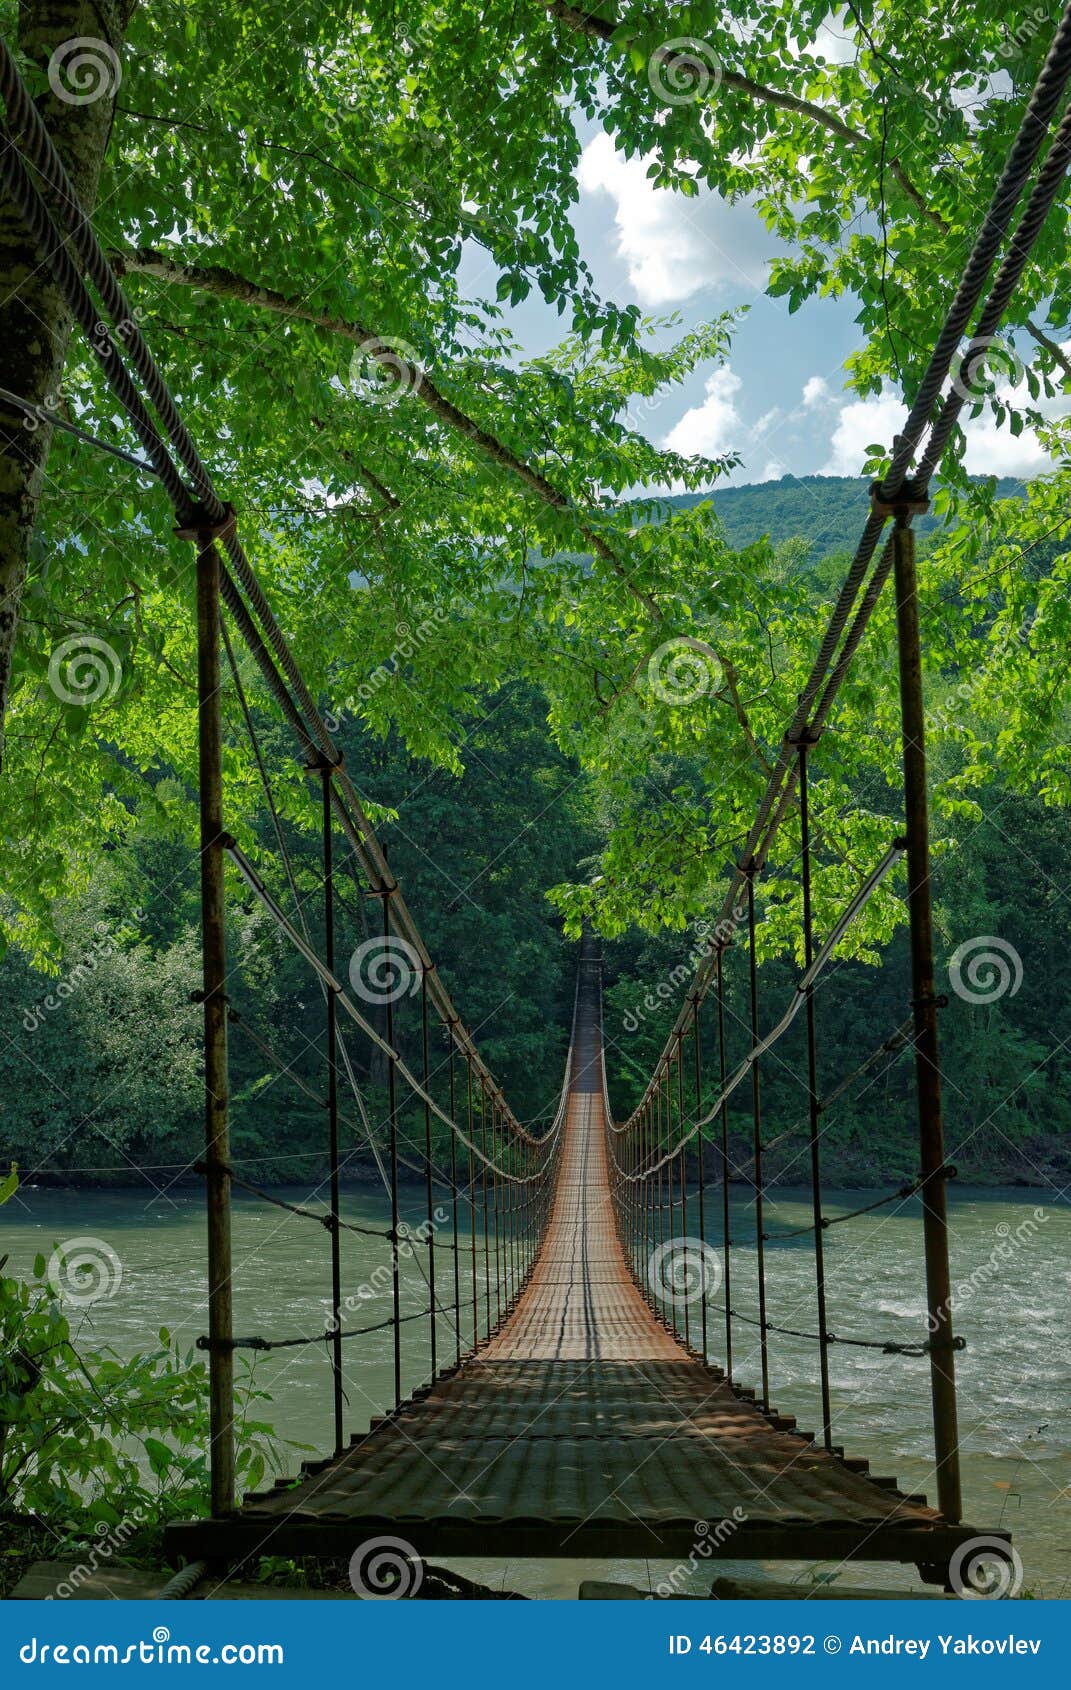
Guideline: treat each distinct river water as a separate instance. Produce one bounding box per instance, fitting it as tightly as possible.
[2,1183,1067,1599]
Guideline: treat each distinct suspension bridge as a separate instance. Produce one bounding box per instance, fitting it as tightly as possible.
[5,1,1071,1597]
[166,942,984,1580]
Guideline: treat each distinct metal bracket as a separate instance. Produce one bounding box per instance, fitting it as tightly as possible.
[304,746,346,774]
[174,500,238,543]
[869,478,930,518]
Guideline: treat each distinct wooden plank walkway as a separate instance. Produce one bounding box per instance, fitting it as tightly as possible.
[168,955,997,1577]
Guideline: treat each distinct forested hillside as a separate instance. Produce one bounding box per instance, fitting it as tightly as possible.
[658,474,1027,554]
[3,3,1071,1194]
[5,488,1069,1189]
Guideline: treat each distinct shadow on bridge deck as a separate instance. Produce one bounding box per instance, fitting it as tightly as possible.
[168,954,993,1579]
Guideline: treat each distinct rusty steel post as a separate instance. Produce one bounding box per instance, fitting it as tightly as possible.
[195,535,234,1516]
[492,1098,502,1326]
[383,888,402,1408]
[715,947,733,1381]
[663,1066,675,1334]
[892,516,962,1523]
[480,1080,491,1336]
[692,1000,707,1363]
[798,740,832,1449]
[467,1055,478,1346]
[420,969,437,1380]
[747,869,770,1411]
[448,1031,461,1367]
[321,765,344,1456]
[676,1039,689,1350]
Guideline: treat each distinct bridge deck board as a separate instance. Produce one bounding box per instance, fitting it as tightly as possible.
[167,955,999,1572]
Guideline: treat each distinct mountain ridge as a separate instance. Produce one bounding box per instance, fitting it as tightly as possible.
[656,472,1026,554]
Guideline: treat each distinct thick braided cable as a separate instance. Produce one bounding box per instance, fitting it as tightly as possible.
[883,0,1071,498]
[0,39,530,1141]
[919,100,1071,483]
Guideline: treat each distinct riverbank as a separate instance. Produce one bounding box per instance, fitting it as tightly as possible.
[14,1136,1070,1194]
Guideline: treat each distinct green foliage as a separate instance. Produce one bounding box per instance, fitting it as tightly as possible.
[3,7,1071,1184]
[0,684,592,1177]
[6,2,1071,956]
[0,1250,286,1529]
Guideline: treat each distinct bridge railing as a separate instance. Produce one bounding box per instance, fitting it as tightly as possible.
[5,0,1071,1533]
[0,38,569,1516]
[603,3,1071,1528]
[187,577,571,1504]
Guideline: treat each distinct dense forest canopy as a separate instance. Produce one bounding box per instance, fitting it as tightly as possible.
[2,2,1071,1182]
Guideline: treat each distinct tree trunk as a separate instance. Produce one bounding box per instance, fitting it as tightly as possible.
[0,0,134,761]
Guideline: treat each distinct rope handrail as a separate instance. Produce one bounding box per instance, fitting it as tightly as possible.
[193,1161,391,1239]
[605,0,1071,1129]
[613,840,904,1177]
[226,839,565,1182]
[196,1305,434,1353]
[761,1164,958,1243]
[0,35,534,1143]
[227,1003,513,1196]
[729,1017,915,1171]
[723,1306,968,1358]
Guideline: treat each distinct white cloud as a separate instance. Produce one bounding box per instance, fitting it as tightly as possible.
[822,354,1071,479]
[663,366,744,457]
[809,13,860,67]
[802,374,833,408]
[824,394,908,475]
[576,131,777,306]
[759,458,790,481]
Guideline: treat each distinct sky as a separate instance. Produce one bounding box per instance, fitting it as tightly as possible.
[461,116,1068,492]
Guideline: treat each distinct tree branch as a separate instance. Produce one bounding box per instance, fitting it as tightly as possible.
[1025,317,1071,383]
[107,244,661,620]
[549,7,1071,371]
[545,3,949,232]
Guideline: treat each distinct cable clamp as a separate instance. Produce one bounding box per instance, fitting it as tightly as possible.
[196,1334,270,1352]
[305,747,346,774]
[174,501,238,543]
[869,478,930,518]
